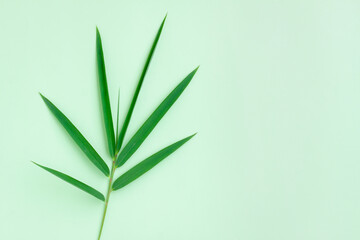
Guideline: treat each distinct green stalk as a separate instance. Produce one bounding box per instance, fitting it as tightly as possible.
[98,159,116,240]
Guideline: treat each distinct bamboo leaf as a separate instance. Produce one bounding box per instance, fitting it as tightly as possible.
[115,88,120,149]
[33,162,105,201]
[116,67,198,168]
[40,94,110,176]
[116,15,167,152]
[112,134,195,190]
[96,27,116,157]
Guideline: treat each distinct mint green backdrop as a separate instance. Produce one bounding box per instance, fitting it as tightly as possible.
[1,0,360,239]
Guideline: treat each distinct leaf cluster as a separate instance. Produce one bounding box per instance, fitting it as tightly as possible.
[34,15,198,203]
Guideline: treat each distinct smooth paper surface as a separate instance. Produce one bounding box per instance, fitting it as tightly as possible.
[1,0,360,239]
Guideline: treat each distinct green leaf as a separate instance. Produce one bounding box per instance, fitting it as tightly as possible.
[96,27,116,157]
[112,134,196,190]
[116,14,167,152]
[115,88,120,150]
[116,67,198,168]
[40,94,110,176]
[33,162,105,201]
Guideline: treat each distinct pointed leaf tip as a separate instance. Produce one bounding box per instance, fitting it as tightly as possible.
[113,133,195,190]
[39,92,45,99]
[33,161,105,201]
[116,16,167,152]
[192,66,200,75]
[96,25,116,157]
[116,68,198,168]
[189,132,197,138]
[40,95,110,176]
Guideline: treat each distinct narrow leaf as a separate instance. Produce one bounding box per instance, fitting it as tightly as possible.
[96,27,116,157]
[33,162,105,201]
[113,134,195,190]
[40,94,110,176]
[116,67,198,168]
[116,15,167,152]
[115,88,120,149]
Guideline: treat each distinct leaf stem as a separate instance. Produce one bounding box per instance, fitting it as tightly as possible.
[98,159,116,240]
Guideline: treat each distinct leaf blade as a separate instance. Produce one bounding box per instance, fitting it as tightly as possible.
[116,67,198,167]
[112,134,195,190]
[40,94,110,176]
[33,162,105,201]
[115,88,120,150]
[96,27,116,157]
[116,15,167,152]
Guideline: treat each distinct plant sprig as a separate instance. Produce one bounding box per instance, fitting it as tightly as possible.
[33,15,198,240]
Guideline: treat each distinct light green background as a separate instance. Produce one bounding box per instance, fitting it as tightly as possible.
[1,0,360,239]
